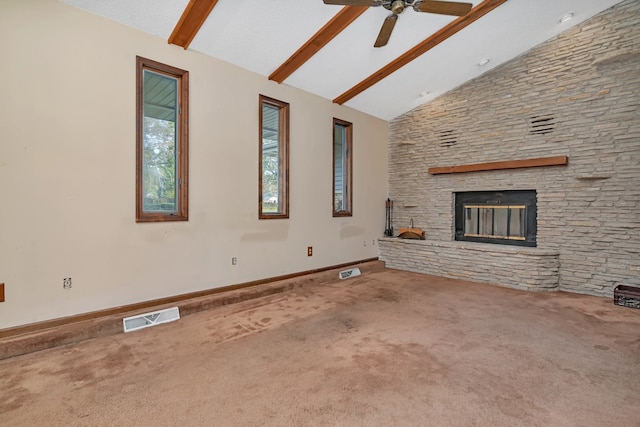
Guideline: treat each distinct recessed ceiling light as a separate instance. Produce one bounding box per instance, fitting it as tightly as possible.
[559,12,574,23]
[478,58,490,66]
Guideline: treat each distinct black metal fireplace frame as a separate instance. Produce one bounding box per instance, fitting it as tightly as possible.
[454,190,537,247]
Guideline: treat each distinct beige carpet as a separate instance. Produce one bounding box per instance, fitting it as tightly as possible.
[1,269,639,426]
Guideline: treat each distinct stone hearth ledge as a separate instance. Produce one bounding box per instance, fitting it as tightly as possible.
[378,237,560,292]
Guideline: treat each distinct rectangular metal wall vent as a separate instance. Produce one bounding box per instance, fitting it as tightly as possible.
[437,130,458,147]
[123,307,180,333]
[339,267,361,280]
[529,114,555,135]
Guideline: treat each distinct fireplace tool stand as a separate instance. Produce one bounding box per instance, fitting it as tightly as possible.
[384,198,394,237]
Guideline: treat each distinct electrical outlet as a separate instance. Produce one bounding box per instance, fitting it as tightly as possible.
[63,277,72,289]
[307,246,313,256]
[232,257,237,265]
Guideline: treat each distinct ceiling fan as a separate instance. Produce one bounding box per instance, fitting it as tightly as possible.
[323,0,473,47]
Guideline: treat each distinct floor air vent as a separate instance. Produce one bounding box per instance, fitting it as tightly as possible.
[123,307,180,333]
[339,268,361,280]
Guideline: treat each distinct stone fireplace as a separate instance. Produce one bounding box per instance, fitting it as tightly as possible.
[380,166,560,292]
[378,0,640,297]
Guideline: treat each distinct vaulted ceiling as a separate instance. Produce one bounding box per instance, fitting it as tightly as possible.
[60,0,623,120]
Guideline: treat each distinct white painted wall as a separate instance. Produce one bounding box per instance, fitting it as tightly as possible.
[0,0,388,328]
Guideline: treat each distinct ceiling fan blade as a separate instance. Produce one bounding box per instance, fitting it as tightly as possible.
[414,0,473,16]
[323,0,383,5]
[374,14,398,48]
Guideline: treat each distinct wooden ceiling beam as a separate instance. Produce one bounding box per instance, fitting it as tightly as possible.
[169,0,220,50]
[333,0,508,105]
[269,6,369,84]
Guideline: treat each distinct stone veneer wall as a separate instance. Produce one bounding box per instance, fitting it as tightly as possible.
[380,0,640,296]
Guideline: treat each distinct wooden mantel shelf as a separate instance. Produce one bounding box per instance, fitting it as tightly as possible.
[428,156,568,175]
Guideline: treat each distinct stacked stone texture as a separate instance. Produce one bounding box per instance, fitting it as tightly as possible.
[379,238,560,291]
[380,0,640,296]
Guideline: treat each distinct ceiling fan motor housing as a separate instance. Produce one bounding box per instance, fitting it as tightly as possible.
[391,0,405,14]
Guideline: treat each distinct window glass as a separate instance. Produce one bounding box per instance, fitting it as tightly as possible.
[259,96,289,219]
[333,119,352,217]
[142,70,178,213]
[136,57,189,222]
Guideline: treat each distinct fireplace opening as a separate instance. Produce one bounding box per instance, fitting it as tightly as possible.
[455,190,537,247]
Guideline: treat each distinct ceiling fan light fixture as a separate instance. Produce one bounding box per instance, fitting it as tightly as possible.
[559,12,574,23]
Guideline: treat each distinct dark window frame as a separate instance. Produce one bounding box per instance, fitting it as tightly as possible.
[136,56,189,223]
[454,190,537,247]
[258,95,290,219]
[332,118,353,217]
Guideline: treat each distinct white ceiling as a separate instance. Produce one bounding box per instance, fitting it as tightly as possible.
[60,0,624,120]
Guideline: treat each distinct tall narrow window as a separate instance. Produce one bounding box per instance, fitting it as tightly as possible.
[333,118,352,217]
[259,95,289,219]
[136,57,189,222]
